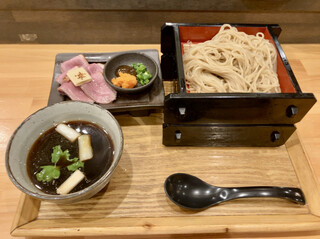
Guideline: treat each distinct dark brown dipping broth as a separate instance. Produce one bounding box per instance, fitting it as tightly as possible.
[27,121,114,195]
[115,65,136,77]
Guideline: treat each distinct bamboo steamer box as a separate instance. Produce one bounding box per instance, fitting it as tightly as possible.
[160,23,316,146]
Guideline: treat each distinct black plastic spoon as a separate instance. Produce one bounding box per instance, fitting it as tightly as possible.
[164,173,306,210]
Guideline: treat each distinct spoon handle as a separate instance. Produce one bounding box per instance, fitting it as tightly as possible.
[224,186,305,204]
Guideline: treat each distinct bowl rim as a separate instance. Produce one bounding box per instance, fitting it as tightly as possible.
[5,101,124,201]
[103,52,159,93]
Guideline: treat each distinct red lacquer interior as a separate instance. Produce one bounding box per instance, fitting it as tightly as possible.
[179,26,296,93]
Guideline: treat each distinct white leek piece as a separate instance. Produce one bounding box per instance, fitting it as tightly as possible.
[78,134,93,161]
[56,170,85,195]
[55,123,81,142]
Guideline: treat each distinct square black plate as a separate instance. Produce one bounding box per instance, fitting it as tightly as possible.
[47,49,165,115]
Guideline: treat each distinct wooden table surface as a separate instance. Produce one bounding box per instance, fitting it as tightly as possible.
[0,44,319,239]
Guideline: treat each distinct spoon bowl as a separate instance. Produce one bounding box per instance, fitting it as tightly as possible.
[164,173,306,210]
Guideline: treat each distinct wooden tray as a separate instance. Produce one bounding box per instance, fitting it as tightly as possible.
[10,90,320,236]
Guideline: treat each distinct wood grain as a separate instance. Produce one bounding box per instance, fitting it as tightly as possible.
[0,44,320,239]
[0,0,320,44]
[286,132,320,216]
[0,11,318,44]
[10,215,320,237]
[10,194,40,232]
[1,0,319,11]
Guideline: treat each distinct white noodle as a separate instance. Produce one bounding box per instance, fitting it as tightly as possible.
[183,24,281,93]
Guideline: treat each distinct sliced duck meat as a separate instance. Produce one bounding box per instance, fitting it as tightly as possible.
[60,54,89,73]
[80,63,117,104]
[55,71,68,85]
[58,81,94,103]
[86,63,104,74]
[97,63,105,70]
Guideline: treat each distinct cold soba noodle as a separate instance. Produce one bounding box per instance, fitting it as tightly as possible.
[183,24,281,93]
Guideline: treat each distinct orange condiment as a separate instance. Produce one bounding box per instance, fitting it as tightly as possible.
[111,72,137,89]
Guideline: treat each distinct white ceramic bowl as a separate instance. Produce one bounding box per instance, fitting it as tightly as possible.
[5,101,123,204]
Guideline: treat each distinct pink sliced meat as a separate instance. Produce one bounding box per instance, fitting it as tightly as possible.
[60,54,89,73]
[58,81,94,103]
[55,71,68,84]
[97,63,105,70]
[80,63,117,104]
[85,63,103,74]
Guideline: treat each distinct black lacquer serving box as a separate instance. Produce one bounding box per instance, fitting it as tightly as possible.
[160,23,316,146]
